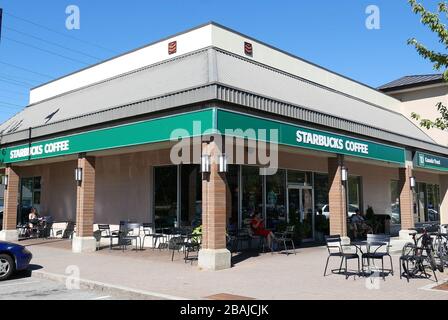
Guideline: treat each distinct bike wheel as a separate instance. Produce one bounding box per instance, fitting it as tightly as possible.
[401,243,419,277]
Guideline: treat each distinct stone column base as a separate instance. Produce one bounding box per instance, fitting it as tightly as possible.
[198,249,231,271]
[0,230,19,242]
[72,236,97,253]
[399,229,416,241]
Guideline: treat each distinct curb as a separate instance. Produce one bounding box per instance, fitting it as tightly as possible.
[31,270,193,300]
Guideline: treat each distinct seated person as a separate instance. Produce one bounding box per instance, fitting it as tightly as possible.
[349,209,373,239]
[250,213,276,251]
[28,208,39,228]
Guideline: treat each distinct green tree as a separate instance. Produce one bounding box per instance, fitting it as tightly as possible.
[408,0,448,130]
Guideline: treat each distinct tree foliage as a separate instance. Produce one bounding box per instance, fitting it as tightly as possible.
[408,0,448,130]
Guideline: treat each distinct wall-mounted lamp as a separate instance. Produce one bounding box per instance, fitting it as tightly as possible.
[2,175,8,189]
[201,155,211,173]
[410,176,416,189]
[75,167,83,184]
[341,166,349,182]
[218,154,228,173]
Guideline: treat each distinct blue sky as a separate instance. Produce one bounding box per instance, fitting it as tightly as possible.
[0,0,445,123]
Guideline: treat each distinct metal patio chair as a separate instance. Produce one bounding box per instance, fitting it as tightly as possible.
[361,234,393,279]
[323,235,360,279]
[274,226,296,255]
[141,223,166,250]
[168,236,186,261]
[97,224,120,250]
[119,223,142,252]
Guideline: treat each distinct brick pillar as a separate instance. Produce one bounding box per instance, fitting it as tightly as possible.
[398,166,414,230]
[0,166,20,241]
[328,155,348,239]
[73,156,97,253]
[440,175,448,226]
[198,140,231,270]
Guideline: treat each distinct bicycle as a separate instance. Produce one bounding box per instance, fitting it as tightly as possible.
[400,224,443,282]
[432,224,448,267]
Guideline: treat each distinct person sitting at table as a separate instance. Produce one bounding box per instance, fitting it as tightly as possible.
[349,209,373,239]
[26,208,40,237]
[28,208,39,227]
[250,213,276,251]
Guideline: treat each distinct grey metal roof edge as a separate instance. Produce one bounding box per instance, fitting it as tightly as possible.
[378,74,444,91]
[212,47,407,120]
[30,21,400,105]
[26,47,212,108]
[2,82,448,157]
[0,84,218,145]
[204,23,401,103]
[212,83,448,156]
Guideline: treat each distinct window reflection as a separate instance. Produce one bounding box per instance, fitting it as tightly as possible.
[414,182,441,223]
[390,180,401,225]
[241,166,263,226]
[154,166,178,229]
[180,165,202,228]
[266,169,286,230]
[314,173,330,236]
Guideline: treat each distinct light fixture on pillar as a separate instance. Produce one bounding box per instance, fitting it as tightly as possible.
[75,167,83,184]
[341,166,348,182]
[410,176,416,189]
[201,154,211,173]
[218,154,228,173]
[2,175,8,189]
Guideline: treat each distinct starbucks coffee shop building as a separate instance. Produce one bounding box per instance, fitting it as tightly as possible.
[1,23,448,270]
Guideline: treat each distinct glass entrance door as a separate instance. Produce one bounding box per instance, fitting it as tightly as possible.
[288,187,314,240]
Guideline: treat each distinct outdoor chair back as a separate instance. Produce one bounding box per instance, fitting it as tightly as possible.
[366,234,390,254]
[142,223,154,235]
[325,235,342,254]
[98,224,111,236]
[62,221,75,239]
[123,223,141,236]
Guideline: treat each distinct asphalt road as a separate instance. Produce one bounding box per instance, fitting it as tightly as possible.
[0,274,131,300]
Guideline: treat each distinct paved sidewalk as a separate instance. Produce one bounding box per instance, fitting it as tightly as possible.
[19,239,448,300]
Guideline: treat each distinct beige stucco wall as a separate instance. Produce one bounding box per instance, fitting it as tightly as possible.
[391,85,448,146]
[19,161,77,222]
[14,148,173,224]
[347,161,399,216]
[93,148,173,224]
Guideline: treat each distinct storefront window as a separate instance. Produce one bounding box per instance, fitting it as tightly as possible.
[415,182,441,223]
[19,177,41,224]
[348,176,362,214]
[227,165,239,230]
[154,166,178,228]
[288,170,312,187]
[180,165,201,228]
[426,184,440,222]
[241,166,263,225]
[266,169,286,230]
[390,180,401,225]
[314,173,330,235]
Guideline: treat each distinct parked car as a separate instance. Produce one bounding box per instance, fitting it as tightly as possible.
[321,204,358,220]
[0,241,33,281]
